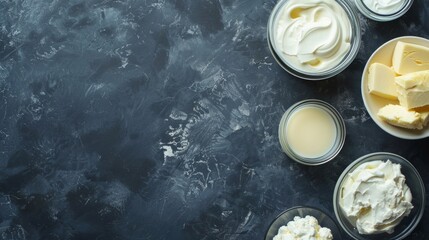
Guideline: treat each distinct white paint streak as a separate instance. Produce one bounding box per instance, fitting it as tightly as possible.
[336,90,370,124]
[238,102,250,116]
[85,83,106,96]
[160,145,174,165]
[36,45,64,59]
[169,108,188,121]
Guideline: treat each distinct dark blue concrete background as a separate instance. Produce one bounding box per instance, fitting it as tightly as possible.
[0,0,428,239]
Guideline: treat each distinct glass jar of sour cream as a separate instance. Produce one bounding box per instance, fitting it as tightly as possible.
[354,0,414,21]
[267,0,361,80]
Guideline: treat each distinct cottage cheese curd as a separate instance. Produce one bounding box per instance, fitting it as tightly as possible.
[339,160,413,234]
[273,0,352,72]
[273,215,333,240]
[362,0,405,15]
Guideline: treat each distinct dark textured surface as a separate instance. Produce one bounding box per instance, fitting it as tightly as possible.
[0,0,429,239]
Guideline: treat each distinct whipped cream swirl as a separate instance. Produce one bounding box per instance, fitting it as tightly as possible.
[273,0,352,72]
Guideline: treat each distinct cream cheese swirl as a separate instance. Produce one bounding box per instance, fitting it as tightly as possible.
[363,0,405,14]
[339,160,413,235]
[273,0,352,72]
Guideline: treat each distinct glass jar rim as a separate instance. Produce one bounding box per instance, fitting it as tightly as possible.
[354,0,414,21]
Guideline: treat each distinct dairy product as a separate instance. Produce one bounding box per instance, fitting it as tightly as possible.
[370,67,429,129]
[415,105,429,126]
[392,41,429,75]
[395,70,429,89]
[395,70,429,109]
[422,112,429,126]
[362,0,405,15]
[273,215,333,240]
[285,106,336,158]
[378,104,428,130]
[273,0,352,72]
[368,63,397,100]
[366,41,429,131]
[340,160,413,235]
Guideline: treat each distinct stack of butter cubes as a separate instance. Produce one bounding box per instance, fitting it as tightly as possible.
[368,41,429,130]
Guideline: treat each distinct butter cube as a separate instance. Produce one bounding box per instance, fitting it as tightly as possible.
[421,112,429,127]
[378,104,425,130]
[395,70,429,109]
[368,63,397,100]
[414,105,429,127]
[392,41,429,75]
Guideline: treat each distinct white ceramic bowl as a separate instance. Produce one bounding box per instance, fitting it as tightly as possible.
[361,36,429,139]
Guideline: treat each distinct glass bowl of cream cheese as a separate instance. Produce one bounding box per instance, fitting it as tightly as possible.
[267,0,361,80]
[265,206,342,240]
[333,152,425,240]
[354,0,414,22]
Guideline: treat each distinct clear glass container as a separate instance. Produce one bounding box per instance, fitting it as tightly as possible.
[265,206,343,240]
[354,0,414,22]
[267,0,361,80]
[333,152,425,240]
[278,99,346,165]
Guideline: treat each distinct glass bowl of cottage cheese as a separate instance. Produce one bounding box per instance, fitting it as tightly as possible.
[267,0,361,80]
[354,0,414,22]
[333,152,425,240]
[265,206,342,240]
